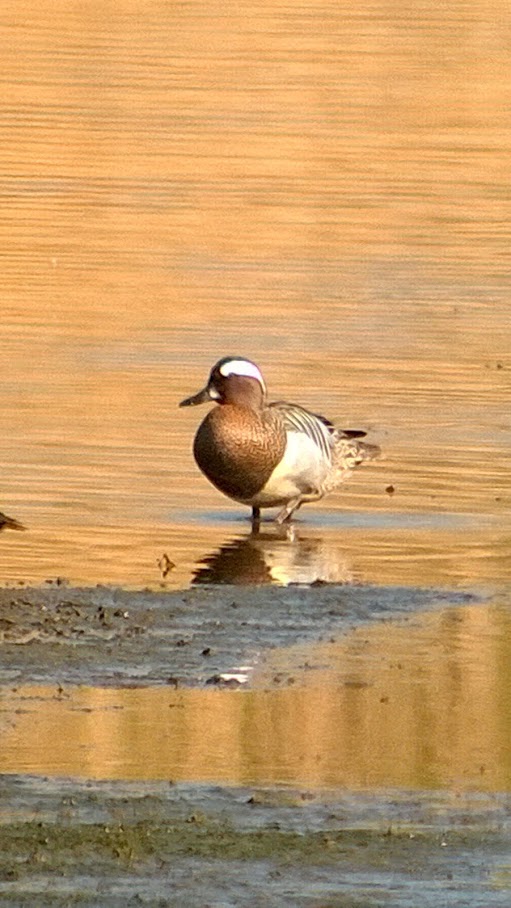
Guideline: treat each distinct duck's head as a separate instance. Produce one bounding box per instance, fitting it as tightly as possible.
[179,356,267,408]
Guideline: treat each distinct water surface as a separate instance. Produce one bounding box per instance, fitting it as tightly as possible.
[1,600,510,790]
[0,1,509,824]
[0,0,508,589]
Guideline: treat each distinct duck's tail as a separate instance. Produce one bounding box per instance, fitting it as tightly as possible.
[353,440,381,463]
[325,433,381,491]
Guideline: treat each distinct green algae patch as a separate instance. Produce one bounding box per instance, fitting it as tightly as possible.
[0,780,510,906]
[0,815,501,878]
[0,818,374,873]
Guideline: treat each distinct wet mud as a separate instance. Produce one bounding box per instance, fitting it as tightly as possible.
[1,582,510,906]
[0,582,477,687]
[0,776,510,907]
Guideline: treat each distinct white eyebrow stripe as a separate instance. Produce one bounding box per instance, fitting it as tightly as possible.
[219,359,266,390]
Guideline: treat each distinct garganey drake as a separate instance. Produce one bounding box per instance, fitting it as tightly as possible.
[180,356,380,523]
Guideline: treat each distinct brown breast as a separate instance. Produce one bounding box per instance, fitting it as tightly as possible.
[193,405,286,501]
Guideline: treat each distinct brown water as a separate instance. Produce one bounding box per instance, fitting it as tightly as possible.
[0,1,510,799]
[0,0,509,590]
[1,600,510,790]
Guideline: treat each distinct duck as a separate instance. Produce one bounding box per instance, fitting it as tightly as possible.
[179,356,380,523]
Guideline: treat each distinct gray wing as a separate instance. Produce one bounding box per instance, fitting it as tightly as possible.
[270,401,333,462]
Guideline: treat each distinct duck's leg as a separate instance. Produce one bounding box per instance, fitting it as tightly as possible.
[275,499,301,524]
[250,506,262,535]
[275,490,323,524]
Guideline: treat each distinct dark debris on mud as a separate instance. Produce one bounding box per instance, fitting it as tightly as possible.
[0,582,480,688]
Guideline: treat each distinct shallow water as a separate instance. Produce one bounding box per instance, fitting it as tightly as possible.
[0,4,510,881]
[0,6,510,902]
[1,599,510,791]
[0,0,509,591]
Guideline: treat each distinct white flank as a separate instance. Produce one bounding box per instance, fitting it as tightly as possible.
[254,431,328,505]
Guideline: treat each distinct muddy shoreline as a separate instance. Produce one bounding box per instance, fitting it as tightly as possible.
[1,582,508,906]
[0,775,510,907]
[0,581,479,688]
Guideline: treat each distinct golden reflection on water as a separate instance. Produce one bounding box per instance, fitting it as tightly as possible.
[1,602,510,791]
[0,0,509,589]
[188,521,510,588]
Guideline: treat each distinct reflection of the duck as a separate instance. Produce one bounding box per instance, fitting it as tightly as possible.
[192,524,353,586]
